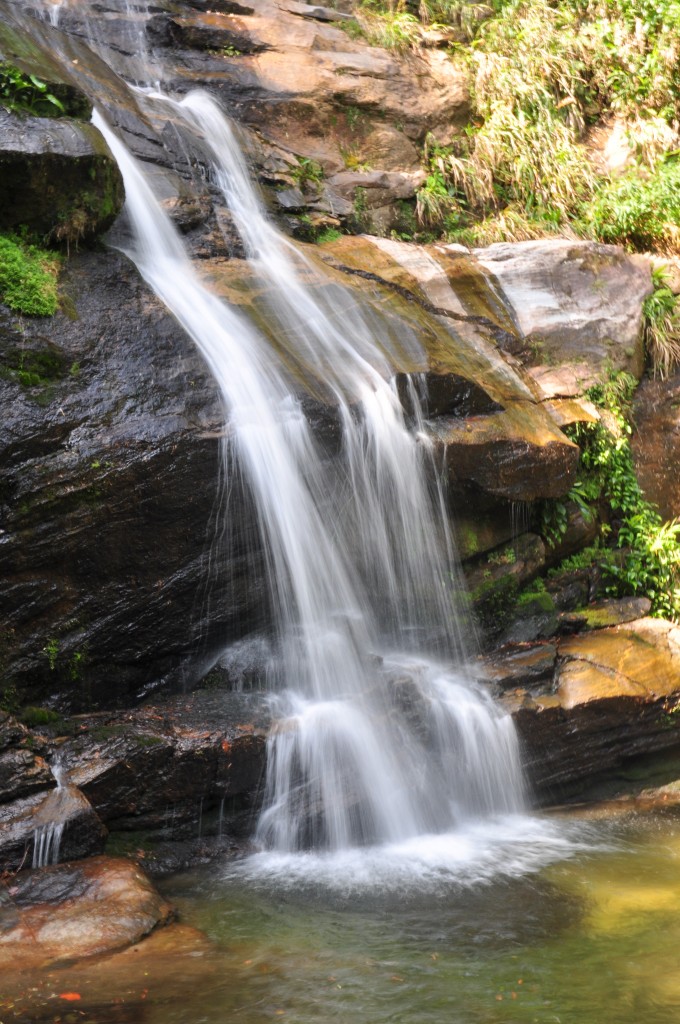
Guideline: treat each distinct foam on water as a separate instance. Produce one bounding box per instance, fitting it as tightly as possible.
[232,816,607,895]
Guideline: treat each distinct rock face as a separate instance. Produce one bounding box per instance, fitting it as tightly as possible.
[0,691,267,872]
[0,108,123,243]
[0,249,267,709]
[0,23,124,241]
[474,240,652,395]
[0,780,107,873]
[488,617,680,801]
[0,856,173,970]
[631,370,680,520]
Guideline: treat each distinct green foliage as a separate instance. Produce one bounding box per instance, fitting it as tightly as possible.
[0,62,65,117]
[19,706,62,728]
[404,0,680,247]
[0,683,20,715]
[341,145,371,171]
[43,637,60,670]
[69,650,86,682]
[582,159,680,251]
[316,227,343,244]
[356,2,421,51]
[415,171,459,227]
[487,545,517,566]
[554,373,680,619]
[642,268,680,379]
[290,157,324,190]
[0,234,59,316]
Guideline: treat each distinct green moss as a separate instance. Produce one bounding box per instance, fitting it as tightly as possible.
[19,706,62,727]
[517,590,555,614]
[471,573,519,636]
[0,234,59,315]
[316,227,344,244]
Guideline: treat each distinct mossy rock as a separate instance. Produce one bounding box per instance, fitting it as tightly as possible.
[0,109,124,243]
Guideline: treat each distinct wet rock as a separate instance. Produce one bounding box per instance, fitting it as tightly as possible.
[58,690,268,839]
[559,596,652,633]
[465,533,546,645]
[0,856,173,970]
[432,404,579,502]
[395,371,502,420]
[503,590,559,644]
[0,248,269,709]
[504,618,680,802]
[480,641,558,692]
[631,369,680,520]
[321,236,580,502]
[0,108,124,242]
[0,776,107,873]
[0,712,52,803]
[454,507,515,562]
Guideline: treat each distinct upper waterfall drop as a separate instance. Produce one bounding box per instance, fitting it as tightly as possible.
[92,72,525,856]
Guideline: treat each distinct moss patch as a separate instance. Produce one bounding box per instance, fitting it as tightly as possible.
[0,234,59,315]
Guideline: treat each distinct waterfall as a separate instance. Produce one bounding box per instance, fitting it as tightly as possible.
[95,99,525,853]
[23,0,526,860]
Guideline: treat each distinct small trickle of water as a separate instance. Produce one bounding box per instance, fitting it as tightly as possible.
[32,822,65,869]
[32,760,67,869]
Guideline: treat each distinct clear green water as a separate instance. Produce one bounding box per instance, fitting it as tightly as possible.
[7,809,680,1024]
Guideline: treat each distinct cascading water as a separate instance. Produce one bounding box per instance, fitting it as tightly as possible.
[95,95,524,855]
[21,0,530,872]
[32,763,67,869]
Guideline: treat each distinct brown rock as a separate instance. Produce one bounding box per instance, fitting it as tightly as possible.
[507,619,680,801]
[0,856,173,971]
[631,370,680,520]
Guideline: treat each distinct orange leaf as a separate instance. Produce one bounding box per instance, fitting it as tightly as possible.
[59,992,81,1001]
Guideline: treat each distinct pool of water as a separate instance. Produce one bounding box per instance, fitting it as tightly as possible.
[6,805,680,1023]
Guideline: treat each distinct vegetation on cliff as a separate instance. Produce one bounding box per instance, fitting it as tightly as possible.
[0,234,59,316]
[544,374,680,620]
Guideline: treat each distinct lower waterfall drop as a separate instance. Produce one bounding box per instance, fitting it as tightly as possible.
[93,99,526,859]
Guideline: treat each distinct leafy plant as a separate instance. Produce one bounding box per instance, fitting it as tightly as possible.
[582,159,680,251]
[356,1,421,51]
[557,373,680,619]
[290,157,324,190]
[43,637,60,671]
[415,171,458,227]
[0,234,60,316]
[642,268,680,379]
[0,62,65,117]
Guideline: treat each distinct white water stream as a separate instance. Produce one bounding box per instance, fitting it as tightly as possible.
[95,97,525,855]
[24,0,536,872]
